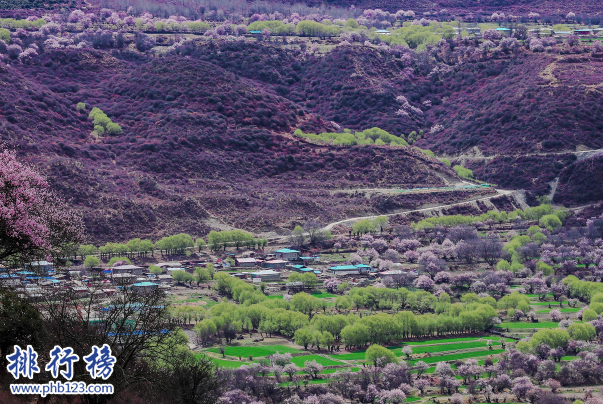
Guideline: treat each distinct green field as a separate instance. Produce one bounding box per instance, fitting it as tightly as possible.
[266,295,284,300]
[498,321,559,329]
[406,398,422,402]
[311,292,337,298]
[409,349,505,365]
[206,357,253,368]
[405,337,511,345]
[410,341,501,354]
[206,345,301,357]
[536,308,580,314]
[291,355,343,367]
[530,301,562,306]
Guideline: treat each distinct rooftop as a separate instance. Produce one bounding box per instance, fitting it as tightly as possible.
[275,248,300,254]
[132,282,158,287]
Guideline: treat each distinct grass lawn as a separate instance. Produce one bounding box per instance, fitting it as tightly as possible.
[291,355,343,367]
[405,337,512,345]
[205,357,252,368]
[527,293,554,298]
[406,398,422,402]
[410,341,501,354]
[498,322,559,329]
[311,292,337,298]
[409,349,505,365]
[206,345,301,357]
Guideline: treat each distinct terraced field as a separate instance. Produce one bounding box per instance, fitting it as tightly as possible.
[206,344,301,357]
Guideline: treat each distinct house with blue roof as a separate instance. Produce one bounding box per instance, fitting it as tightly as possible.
[131,282,158,294]
[328,264,373,275]
[275,248,300,261]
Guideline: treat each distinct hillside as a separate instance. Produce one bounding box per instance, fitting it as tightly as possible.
[301,0,603,15]
[0,49,455,243]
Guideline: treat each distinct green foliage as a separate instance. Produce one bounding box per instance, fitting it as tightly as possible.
[529,329,570,348]
[294,127,407,147]
[536,261,554,276]
[149,266,162,275]
[440,158,451,167]
[417,148,435,157]
[183,21,211,33]
[413,204,561,230]
[539,214,563,231]
[366,344,398,366]
[76,102,86,112]
[379,23,445,50]
[582,308,598,322]
[497,292,531,310]
[453,164,474,179]
[77,244,97,259]
[295,20,340,37]
[88,107,122,136]
[172,270,194,284]
[496,260,511,271]
[294,327,314,349]
[567,323,596,341]
[0,27,10,42]
[207,230,263,251]
[564,276,603,302]
[155,233,194,255]
[346,19,359,29]
[106,122,123,135]
[83,255,99,268]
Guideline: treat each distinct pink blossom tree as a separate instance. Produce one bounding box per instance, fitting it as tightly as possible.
[0,148,83,264]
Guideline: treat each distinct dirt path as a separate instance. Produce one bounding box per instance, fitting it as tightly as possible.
[322,189,515,231]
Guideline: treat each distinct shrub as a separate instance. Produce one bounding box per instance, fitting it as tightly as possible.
[76,102,86,112]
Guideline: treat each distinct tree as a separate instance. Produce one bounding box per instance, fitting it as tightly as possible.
[149,265,162,276]
[373,216,389,233]
[540,214,562,231]
[41,285,178,404]
[353,219,375,235]
[84,255,100,268]
[0,148,83,264]
[529,329,570,349]
[290,225,305,247]
[158,350,219,404]
[0,288,44,369]
[304,359,324,379]
[194,319,217,346]
[291,292,320,318]
[294,327,313,349]
[366,344,398,366]
[173,270,194,285]
[567,323,596,341]
[304,219,330,245]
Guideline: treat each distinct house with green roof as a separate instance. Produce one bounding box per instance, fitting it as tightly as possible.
[275,248,300,261]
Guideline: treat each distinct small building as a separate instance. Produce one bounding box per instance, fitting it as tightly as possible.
[328,264,373,276]
[72,286,90,298]
[574,29,592,36]
[554,31,572,37]
[113,265,144,275]
[235,257,257,267]
[231,272,248,280]
[275,248,300,261]
[300,256,320,265]
[375,29,390,35]
[112,273,135,285]
[250,270,281,282]
[495,27,511,36]
[263,259,288,269]
[291,265,310,273]
[25,260,54,275]
[157,274,173,284]
[131,282,158,294]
